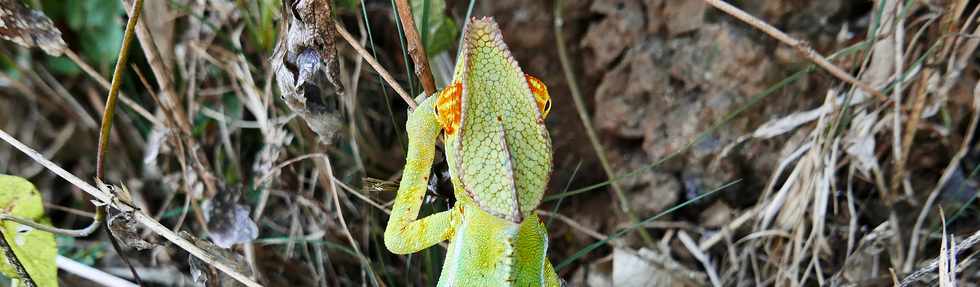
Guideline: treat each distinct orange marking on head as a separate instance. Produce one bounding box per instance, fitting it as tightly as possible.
[525,75,551,119]
[436,81,463,134]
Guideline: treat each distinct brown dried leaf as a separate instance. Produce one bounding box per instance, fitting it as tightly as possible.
[107,210,156,251]
[272,0,345,143]
[0,0,66,56]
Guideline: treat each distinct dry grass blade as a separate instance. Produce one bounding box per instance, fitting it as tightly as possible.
[554,0,655,246]
[56,256,138,287]
[63,50,160,126]
[0,128,263,287]
[906,80,980,273]
[888,0,910,203]
[702,0,885,101]
[899,229,980,286]
[678,231,721,287]
[937,210,956,287]
[315,151,379,282]
[335,22,415,108]
[748,91,842,285]
[538,211,611,243]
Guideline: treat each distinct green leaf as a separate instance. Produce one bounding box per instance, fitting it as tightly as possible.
[410,0,458,56]
[42,0,124,71]
[45,56,81,77]
[239,0,281,53]
[0,175,58,287]
[426,17,458,56]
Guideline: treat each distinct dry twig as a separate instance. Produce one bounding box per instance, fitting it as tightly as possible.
[702,0,885,101]
[123,0,218,198]
[0,129,262,287]
[393,0,436,96]
[335,23,415,108]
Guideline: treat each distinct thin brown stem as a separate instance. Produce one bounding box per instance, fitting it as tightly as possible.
[393,0,436,96]
[554,0,655,247]
[123,0,218,198]
[64,50,160,126]
[335,22,416,108]
[93,1,146,285]
[96,0,143,179]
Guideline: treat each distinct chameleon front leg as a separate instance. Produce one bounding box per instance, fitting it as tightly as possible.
[384,96,461,254]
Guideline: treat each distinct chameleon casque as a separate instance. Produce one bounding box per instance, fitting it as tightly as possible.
[384,17,560,286]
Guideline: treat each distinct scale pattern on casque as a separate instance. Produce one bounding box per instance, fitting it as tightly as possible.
[450,18,552,223]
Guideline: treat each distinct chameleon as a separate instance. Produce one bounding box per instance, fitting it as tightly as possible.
[384,17,560,286]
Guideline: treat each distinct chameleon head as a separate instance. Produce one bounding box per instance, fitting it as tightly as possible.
[435,17,553,223]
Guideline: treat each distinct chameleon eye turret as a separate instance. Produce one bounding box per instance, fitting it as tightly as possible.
[526,74,552,119]
[435,81,463,135]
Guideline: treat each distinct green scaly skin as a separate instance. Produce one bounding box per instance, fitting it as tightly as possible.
[384,17,559,286]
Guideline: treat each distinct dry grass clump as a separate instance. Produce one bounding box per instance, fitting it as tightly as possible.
[0,0,979,286]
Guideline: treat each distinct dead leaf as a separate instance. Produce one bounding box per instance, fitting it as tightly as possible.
[107,209,156,251]
[752,104,831,139]
[844,110,880,177]
[572,247,707,287]
[272,0,345,143]
[613,248,673,287]
[0,0,66,56]
[183,232,252,287]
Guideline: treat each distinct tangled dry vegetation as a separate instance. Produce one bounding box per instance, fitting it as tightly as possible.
[0,0,979,286]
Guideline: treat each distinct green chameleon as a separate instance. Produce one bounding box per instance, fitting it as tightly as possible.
[384,17,560,286]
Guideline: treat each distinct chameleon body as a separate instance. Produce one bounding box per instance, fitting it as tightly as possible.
[384,18,559,286]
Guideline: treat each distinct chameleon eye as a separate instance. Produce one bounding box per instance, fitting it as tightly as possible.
[436,81,463,134]
[525,74,551,119]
